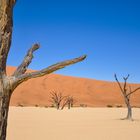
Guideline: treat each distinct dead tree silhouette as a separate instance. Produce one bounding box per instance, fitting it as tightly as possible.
[114,74,140,120]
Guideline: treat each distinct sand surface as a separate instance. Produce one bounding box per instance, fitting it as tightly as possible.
[7,107,140,140]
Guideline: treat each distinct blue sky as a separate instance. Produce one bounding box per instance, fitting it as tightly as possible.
[8,0,140,83]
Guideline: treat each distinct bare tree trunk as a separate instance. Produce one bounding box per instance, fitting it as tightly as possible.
[0,94,11,140]
[0,78,12,140]
[68,102,71,109]
[71,102,73,108]
[0,1,15,138]
[61,105,65,110]
[56,103,60,110]
[126,99,132,120]
[61,100,68,110]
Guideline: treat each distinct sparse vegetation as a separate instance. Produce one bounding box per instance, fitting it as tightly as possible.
[106,104,113,108]
[80,104,87,107]
[35,104,39,107]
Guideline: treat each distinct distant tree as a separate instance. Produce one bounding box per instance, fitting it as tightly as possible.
[61,97,68,110]
[0,1,86,139]
[67,96,75,109]
[61,96,76,110]
[50,91,66,109]
[114,74,140,120]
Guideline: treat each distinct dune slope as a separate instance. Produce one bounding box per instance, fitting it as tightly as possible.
[6,66,140,107]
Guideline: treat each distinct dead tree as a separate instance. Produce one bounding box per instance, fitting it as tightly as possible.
[61,97,69,110]
[50,91,66,109]
[114,74,140,120]
[61,96,75,109]
[0,1,86,139]
[67,96,75,109]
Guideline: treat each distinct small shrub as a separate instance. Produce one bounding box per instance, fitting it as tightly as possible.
[35,104,39,107]
[107,104,113,108]
[50,104,55,108]
[80,104,87,107]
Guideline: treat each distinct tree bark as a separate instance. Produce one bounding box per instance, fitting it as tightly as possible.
[68,102,71,109]
[0,0,16,74]
[61,99,68,110]
[126,99,132,120]
[13,55,86,87]
[13,44,40,77]
[0,76,13,140]
[0,94,11,140]
[56,103,60,110]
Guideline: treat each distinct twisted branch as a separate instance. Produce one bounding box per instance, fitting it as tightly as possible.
[13,55,86,87]
[13,44,40,76]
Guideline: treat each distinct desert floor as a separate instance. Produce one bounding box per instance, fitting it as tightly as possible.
[7,107,140,140]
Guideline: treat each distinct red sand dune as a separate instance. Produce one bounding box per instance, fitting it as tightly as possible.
[7,66,140,107]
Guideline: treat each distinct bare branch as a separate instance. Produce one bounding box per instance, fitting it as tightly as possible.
[127,87,140,97]
[61,97,69,110]
[14,55,86,86]
[13,44,40,76]
[50,91,59,103]
[123,74,130,81]
[61,95,76,109]
[114,74,124,94]
[50,91,67,109]
[123,74,130,94]
[0,0,16,73]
